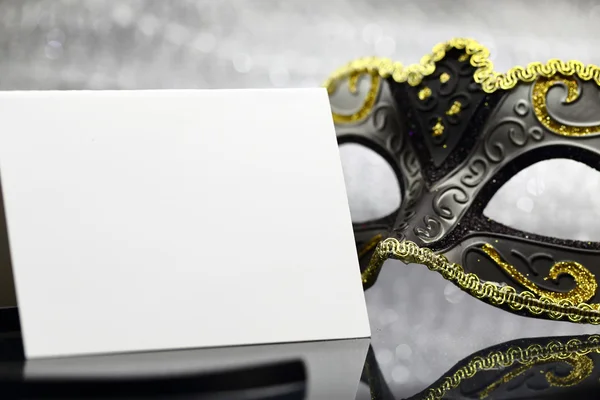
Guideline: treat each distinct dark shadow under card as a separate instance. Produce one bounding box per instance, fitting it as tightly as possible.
[0,172,17,309]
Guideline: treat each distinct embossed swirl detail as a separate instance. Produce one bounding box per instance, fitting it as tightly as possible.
[532,75,600,136]
[432,186,469,219]
[413,215,443,240]
[460,158,487,187]
[330,71,380,124]
[481,243,599,307]
[483,117,544,162]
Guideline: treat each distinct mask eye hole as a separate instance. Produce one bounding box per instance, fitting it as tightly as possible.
[484,158,600,242]
[338,143,402,223]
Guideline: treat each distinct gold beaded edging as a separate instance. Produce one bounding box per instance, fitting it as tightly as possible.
[422,335,600,400]
[323,37,600,97]
[330,72,380,124]
[362,238,600,324]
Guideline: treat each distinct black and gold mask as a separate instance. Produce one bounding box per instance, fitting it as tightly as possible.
[326,38,600,324]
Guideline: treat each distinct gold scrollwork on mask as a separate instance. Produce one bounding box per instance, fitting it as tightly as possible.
[532,75,600,136]
[323,38,600,96]
[479,354,594,399]
[362,238,600,324]
[329,71,380,124]
[418,336,600,400]
[481,243,598,306]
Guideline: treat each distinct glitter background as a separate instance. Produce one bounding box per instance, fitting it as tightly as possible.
[2,1,600,398]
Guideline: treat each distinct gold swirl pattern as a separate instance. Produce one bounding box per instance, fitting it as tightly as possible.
[478,354,594,399]
[481,243,598,305]
[532,75,600,136]
[419,335,600,400]
[329,71,380,124]
[361,238,600,324]
[323,38,600,96]
[545,355,595,387]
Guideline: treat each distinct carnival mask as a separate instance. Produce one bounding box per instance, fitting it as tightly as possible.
[326,38,600,324]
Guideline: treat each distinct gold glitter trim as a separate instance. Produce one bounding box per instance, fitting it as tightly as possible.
[432,118,444,137]
[323,37,600,95]
[479,354,593,398]
[446,100,462,116]
[532,75,600,136]
[481,243,598,305]
[439,72,451,83]
[330,71,380,124]
[362,238,600,324]
[357,234,383,259]
[420,335,600,400]
[418,86,432,100]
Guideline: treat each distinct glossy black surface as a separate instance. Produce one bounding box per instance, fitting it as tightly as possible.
[0,307,367,399]
[2,302,600,400]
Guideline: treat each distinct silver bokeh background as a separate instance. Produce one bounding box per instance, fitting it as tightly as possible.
[2,1,600,398]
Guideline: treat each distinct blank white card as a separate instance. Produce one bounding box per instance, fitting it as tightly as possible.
[0,89,370,359]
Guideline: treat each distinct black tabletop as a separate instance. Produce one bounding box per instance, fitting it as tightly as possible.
[2,260,600,400]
